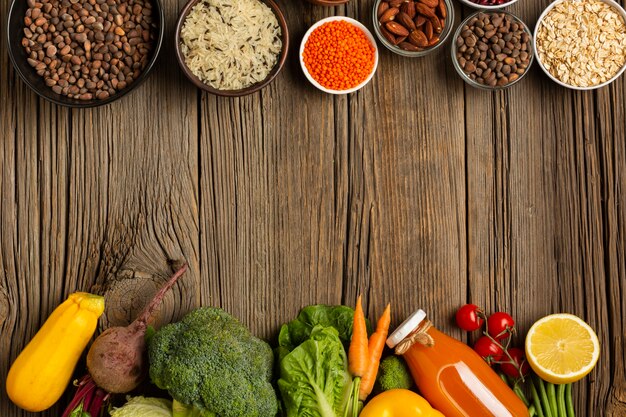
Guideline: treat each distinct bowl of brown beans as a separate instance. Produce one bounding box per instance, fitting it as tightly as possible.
[372,0,455,57]
[451,10,533,89]
[7,0,164,107]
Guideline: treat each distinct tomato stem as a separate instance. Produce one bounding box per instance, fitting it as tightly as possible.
[481,329,526,382]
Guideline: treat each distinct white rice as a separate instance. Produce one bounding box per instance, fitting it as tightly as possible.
[180,0,282,90]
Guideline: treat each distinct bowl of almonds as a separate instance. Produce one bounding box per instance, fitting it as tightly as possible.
[372,0,454,57]
[7,0,164,107]
[534,0,626,90]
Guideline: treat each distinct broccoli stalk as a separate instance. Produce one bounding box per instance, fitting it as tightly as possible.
[149,308,278,417]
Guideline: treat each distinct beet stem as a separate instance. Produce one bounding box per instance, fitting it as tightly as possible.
[134,263,188,330]
[87,388,108,417]
[61,376,97,417]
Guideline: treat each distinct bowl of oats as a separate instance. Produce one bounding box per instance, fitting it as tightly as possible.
[175,0,288,96]
[534,0,626,90]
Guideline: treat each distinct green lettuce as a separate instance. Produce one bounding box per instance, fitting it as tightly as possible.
[277,305,371,361]
[109,396,173,417]
[278,326,357,417]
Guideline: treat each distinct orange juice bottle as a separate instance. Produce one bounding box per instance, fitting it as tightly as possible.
[387,310,529,417]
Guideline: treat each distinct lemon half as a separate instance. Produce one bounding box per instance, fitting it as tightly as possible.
[525,314,600,384]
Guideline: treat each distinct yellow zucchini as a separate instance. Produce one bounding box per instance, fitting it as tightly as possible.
[6,292,105,412]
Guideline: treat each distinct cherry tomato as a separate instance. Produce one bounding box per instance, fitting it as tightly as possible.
[500,347,530,378]
[455,304,484,331]
[473,336,504,364]
[487,312,515,340]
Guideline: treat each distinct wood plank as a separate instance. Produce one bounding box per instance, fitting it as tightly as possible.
[1,0,625,415]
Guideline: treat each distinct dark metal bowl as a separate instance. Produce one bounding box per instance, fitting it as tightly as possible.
[6,0,164,108]
[174,0,289,97]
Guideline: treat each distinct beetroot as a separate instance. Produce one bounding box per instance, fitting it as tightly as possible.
[62,263,188,417]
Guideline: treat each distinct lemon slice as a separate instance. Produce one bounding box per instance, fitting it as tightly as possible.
[525,314,600,384]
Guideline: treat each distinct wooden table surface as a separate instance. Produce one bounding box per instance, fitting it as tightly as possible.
[1,0,625,414]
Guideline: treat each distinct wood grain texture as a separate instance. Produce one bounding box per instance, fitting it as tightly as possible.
[1,0,625,415]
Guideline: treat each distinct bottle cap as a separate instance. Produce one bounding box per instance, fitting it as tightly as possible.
[386,309,427,349]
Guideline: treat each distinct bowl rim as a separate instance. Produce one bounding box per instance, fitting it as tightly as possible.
[174,0,289,97]
[533,0,626,90]
[305,0,350,6]
[451,9,534,90]
[371,0,455,58]
[6,0,165,108]
[299,16,379,95]
[456,0,520,11]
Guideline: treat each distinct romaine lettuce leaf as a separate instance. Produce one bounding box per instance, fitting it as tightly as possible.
[278,305,371,356]
[278,326,353,417]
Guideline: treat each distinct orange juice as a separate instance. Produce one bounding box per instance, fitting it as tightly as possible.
[387,310,529,417]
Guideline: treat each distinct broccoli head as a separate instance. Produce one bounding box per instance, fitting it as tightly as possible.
[375,356,414,392]
[148,307,278,417]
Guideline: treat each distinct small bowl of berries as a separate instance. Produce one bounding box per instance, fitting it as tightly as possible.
[457,0,519,10]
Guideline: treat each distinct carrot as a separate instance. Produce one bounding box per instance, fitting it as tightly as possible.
[348,295,369,377]
[358,304,391,401]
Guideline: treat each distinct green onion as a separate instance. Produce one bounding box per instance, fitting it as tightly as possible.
[565,384,575,417]
[535,375,553,417]
[530,381,544,417]
[547,382,558,417]
[557,384,567,417]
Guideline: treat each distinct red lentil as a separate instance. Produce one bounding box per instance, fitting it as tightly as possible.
[303,20,376,91]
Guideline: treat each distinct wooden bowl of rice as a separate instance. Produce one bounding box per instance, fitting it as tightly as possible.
[175,0,288,96]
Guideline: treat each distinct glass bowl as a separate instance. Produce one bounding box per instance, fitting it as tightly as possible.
[371,0,455,57]
[534,0,626,90]
[451,10,533,90]
[456,0,520,11]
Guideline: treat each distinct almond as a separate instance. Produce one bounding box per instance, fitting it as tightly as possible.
[394,35,407,45]
[379,25,397,44]
[414,15,427,27]
[377,1,390,18]
[437,0,447,19]
[424,20,433,39]
[415,2,436,18]
[417,0,438,8]
[385,21,410,37]
[398,41,421,51]
[400,1,417,19]
[379,7,399,23]
[430,15,442,34]
[427,35,440,46]
[397,12,416,31]
[389,0,403,7]
[408,29,428,47]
